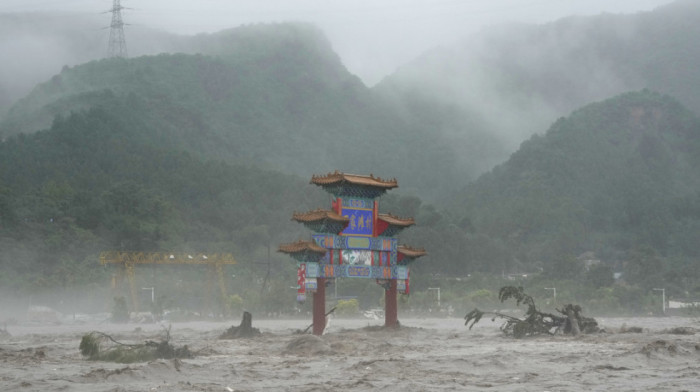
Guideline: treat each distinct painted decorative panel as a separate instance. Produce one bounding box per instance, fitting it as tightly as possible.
[341,198,373,209]
[341,250,372,265]
[306,262,320,278]
[314,234,397,252]
[313,265,397,279]
[340,198,373,236]
[305,278,317,292]
[347,236,370,249]
[398,280,406,292]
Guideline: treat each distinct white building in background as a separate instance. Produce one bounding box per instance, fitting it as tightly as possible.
[668,300,700,310]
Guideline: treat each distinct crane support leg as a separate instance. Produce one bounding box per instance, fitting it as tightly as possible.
[125,262,138,313]
[215,263,228,315]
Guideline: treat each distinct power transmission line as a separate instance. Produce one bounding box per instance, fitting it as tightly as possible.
[106,0,128,58]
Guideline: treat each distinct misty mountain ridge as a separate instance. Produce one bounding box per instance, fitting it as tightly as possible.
[5,1,700,196]
[0,22,503,200]
[450,90,700,280]
[1,22,357,136]
[0,13,353,119]
[0,11,183,116]
[377,0,700,156]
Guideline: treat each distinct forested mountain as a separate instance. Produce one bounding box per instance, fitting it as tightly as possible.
[450,90,700,291]
[7,1,700,199]
[0,23,502,200]
[377,0,700,159]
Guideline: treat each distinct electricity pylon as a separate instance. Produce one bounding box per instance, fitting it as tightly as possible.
[106,0,128,58]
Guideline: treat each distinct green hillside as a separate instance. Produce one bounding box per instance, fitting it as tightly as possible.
[0,23,502,200]
[451,90,700,291]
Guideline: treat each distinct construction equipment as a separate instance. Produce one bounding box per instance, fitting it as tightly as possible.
[99,251,236,313]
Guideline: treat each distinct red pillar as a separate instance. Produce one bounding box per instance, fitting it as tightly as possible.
[312,277,327,335]
[385,279,398,328]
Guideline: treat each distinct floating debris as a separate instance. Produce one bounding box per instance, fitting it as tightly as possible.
[220,311,261,339]
[79,326,192,363]
[464,286,599,338]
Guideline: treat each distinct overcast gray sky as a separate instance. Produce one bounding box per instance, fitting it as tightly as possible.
[1,0,674,85]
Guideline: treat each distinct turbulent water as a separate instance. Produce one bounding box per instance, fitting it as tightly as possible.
[1,316,699,391]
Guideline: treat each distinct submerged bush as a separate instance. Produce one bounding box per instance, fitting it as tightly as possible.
[79,329,192,363]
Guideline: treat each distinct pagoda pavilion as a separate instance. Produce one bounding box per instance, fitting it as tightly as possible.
[279,171,426,335]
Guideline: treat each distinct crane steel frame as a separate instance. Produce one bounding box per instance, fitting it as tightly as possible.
[99,251,236,313]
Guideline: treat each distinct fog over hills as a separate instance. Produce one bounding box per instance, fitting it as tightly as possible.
[1,22,506,201]
[6,2,700,200]
[377,0,700,155]
[0,12,182,117]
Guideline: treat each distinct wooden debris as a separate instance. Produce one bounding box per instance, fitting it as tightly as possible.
[220,311,261,339]
[297,307,336,334]
[79,325,192,363]
[464,286,599,338]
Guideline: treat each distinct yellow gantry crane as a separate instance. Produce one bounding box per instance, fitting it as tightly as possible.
[99,251,236,313]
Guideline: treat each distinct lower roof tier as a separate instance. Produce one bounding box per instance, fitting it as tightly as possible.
[278,240,327,263]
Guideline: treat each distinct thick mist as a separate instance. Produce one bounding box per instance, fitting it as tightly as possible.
[0,13,188,118]
[376,0,700,166]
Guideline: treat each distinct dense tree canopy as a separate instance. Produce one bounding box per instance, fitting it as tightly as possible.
[449,91,700,293]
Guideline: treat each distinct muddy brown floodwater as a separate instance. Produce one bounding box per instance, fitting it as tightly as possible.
[1,316,699,391]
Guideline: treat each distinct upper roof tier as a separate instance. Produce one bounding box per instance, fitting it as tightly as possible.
[311,171,398,198]
[292,209,349,223]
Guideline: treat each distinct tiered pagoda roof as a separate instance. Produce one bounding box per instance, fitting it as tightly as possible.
[278,240,328,263]
[280,172,425,270]
[311,171,398,198]
[377,213,415,237]
[292,209,349,234]
[397,245,427,265]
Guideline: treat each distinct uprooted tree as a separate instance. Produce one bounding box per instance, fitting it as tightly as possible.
[464,286,599,338]
[79,326,192,363]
